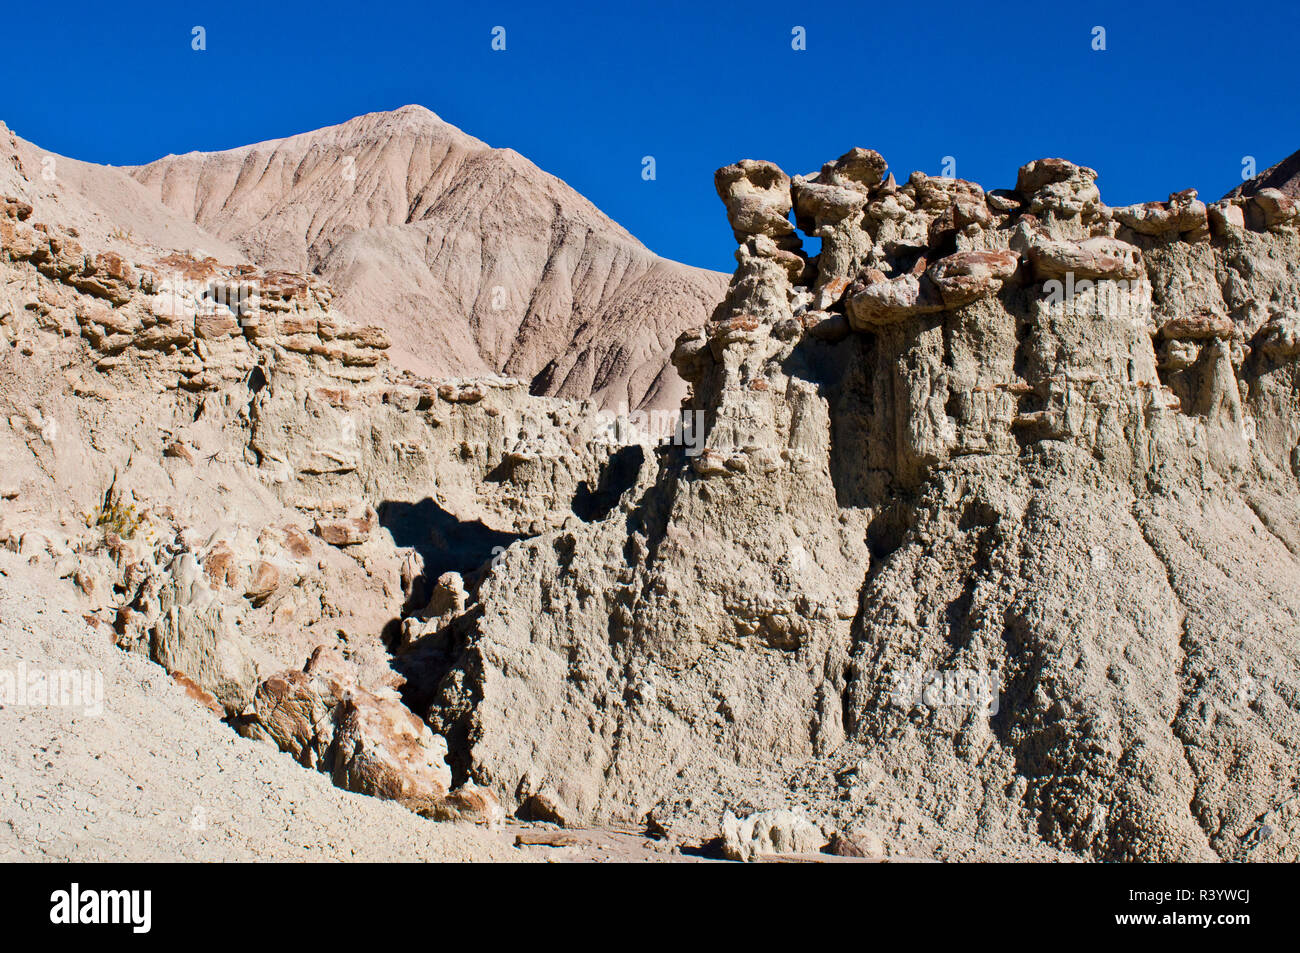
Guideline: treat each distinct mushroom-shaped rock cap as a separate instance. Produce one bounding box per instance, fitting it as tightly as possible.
[1024,235,1144,281]
[909,172,986,209]
[1015,158,1102,218]
[818,147,888,189]
[791,177,869,228]
[845,250,1019,330]
[926,249,1020,308]
[715,159,795,239]
[1016,158,1099,194]
[1111,188,1208,236]
[846,271,940,329]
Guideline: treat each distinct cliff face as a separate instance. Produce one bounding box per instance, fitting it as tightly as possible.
[0,133,631,823]
[7,104,1300,860]
[126,107,728,410]
[427,149,1300,861]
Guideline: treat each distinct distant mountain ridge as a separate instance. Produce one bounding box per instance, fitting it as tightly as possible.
[125,105,728,409]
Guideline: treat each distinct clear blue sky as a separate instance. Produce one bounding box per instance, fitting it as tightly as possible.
[3,0,1297,273]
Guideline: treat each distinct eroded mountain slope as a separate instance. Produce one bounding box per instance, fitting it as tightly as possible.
[127,106,728,408]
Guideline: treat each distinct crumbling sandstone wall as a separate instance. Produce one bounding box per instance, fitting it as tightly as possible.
[428,149,1300,860]
[7,131,1300,860]
[0,192,636,823]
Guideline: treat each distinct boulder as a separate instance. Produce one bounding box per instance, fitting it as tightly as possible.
[250,669,338,768]
[846,271,942,329]
[405,783,505,827]
[1114,189,1208,236]
[313,506,377,546]
[845,250,1017,329]
[1015,158,1102,218]
[926,249,1019,308]
[331,687,452,801]
[1024,234,1144,281]
[792,177,868,230]
[244,560,280,606]
[1250,188,1299,229]
[1208,201,1246,237]
[522,788,573,826]
[826,829,887,859]
[721,809,827,862]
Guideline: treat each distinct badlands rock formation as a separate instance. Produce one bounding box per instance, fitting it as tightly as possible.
[416,149,1300,861]
[126,106,728,410]
[1,113,638,826]
[4,104,1300,861]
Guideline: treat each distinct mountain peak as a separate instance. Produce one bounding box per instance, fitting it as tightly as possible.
[124,107,726,409]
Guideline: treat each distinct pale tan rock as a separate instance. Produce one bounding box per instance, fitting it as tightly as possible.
[792,177,868,228]
[1023,234,1144,280]
[244,560,280,606]
[721,809,827,862]
[426,571,467,619]
[1258,311,1300,358]
[1015,158,1102,218]
[332,687,452,801]
[523,789,573,827]
[313,506,377,546]
[715,159,797,242]
[6,115,1300,865]
[1114,190,1209,236]
[1158,338,1201,371]
[436,143,1300,866]
[1209,200,1246,236]
[150,556,259,716]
